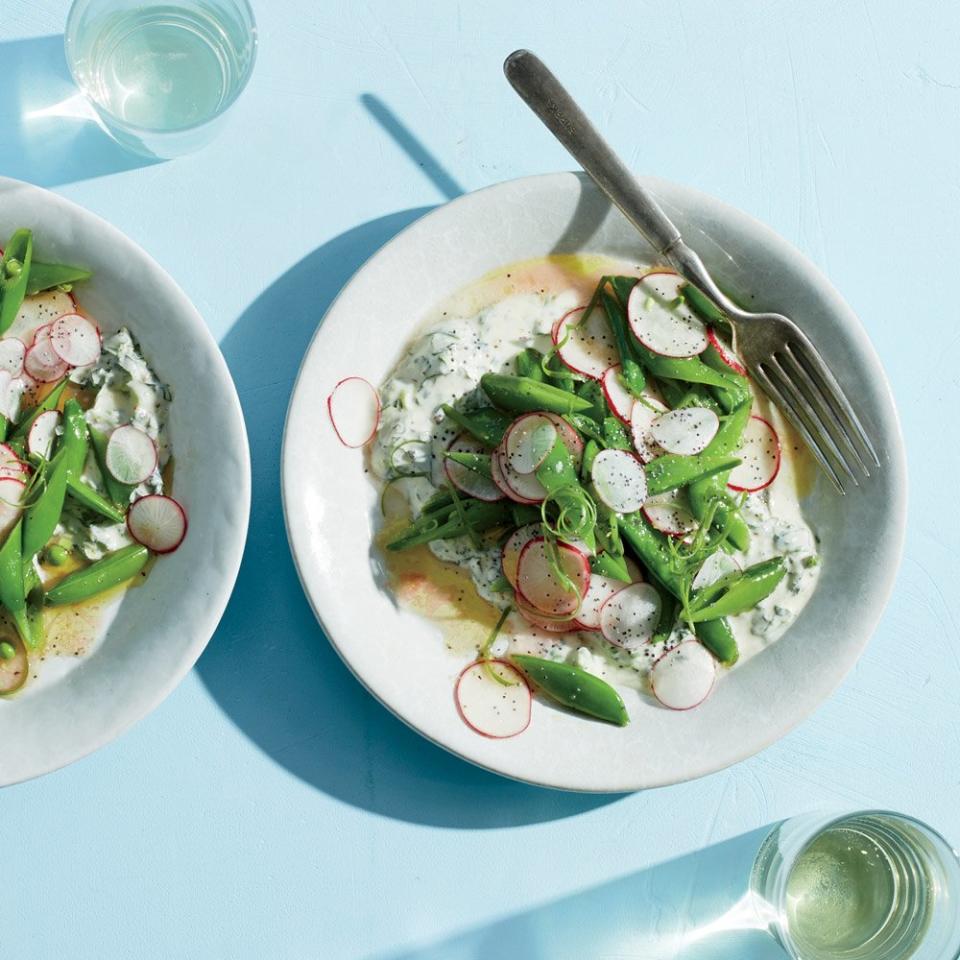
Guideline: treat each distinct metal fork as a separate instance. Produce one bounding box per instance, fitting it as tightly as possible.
[504,49,879,493]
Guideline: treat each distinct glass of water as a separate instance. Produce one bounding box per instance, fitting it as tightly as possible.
[64,0,257,159]
[752,810,960,960]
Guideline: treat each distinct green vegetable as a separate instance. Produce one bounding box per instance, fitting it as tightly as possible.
[510,654,629,726]
[602,416,631,450]
[599,287,645,395]
[515,347,545,382]
[444,451,492,479]
[0,521,31,647]
[534,437,579,494]
[25,261,91,296]
[689,557,786,621]
[0,641,14,660]
[581,438,600,480]
[66,476,127,524]
[694,618,739,666]
[43,544,70,567]
[645,453,742,497]
[441,404,512,449]
[386,499,511,551]
[0,229,33,335]
[0,634,27,695]
[681,282,727,324]
[11,378,68,441]
[590,551,630,583]
[45,544,149,606]
[481,374,593,415]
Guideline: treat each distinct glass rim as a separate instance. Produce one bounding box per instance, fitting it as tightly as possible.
[64,0,259,136]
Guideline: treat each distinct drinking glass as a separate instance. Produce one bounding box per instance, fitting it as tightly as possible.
[64,0,257,159]
[751,810,960,960]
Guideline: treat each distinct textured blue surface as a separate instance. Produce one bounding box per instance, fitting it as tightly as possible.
[2,1,959,957]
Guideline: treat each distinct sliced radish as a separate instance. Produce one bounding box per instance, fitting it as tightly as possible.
[575,574,621,630]
[493,446,548,503]
[643,492,698,537]
[554,305,619,379]
[326,376,381,448]
[0,338,25,377]
[105,424,158,484]
[27,409,60,460]
[127,494,187,553]
[541,412,584,466]
[692,552,742,591]
[444,433,503,502]
[591,448,648,514]
[514,590,579,632]
[50,314,101,367]
[627,271,708,357]
[650,640,717,710]
[0,476,26,541]
[649,407,720,456]
[706,327,747,376]
[728,415,781,493]
[490,450,535,504]
[5,290,74,344]
[501,524,541,588]
[601,365,635,425]
[630,395,669,463]
[0,444,28,480]
[600,582,661,650]
[455,659,532,738]
[0,370,20,422]
[24,338,68,382]
[516,537,590,617]
[504,413,557,474]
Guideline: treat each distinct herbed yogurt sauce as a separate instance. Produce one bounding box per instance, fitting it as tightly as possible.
[373,256,820,692]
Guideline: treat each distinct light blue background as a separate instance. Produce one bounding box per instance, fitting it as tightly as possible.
[2,1,959,957]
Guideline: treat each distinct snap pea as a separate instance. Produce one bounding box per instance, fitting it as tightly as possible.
[0,414,7,444]
[386,500,511,551]
[680,282,727,325]
[510,654,629,726]
[480,374,593,416]
[24,564,44,650]
[45,544,149,606]
[515,347,545,382]
[440,404,511,449]
[534,437,579,494]
[66,476,127,524]
[11,378,68,441]
[602,416,631,451]
[689,557,786,621]
[0,521,31,647]
[444,451,492,479]
[563,412,605,444]
[575,378,607,424]
[645,453,742,497]
[590,551,630,583]
[510,503,541,527]
[0,229,33,335]
[25,261,91,296]
[694,618,739,666]
[600,288,646,395]
[581,438,600,481]
[88,424,136,506]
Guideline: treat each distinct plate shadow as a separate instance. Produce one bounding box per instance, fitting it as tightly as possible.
[196,209,623,827]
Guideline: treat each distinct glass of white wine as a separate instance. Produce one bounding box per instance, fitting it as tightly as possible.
[752,810,960,960]
[65,0,257,159]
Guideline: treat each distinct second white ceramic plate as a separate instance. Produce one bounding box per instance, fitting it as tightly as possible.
[282,173,905,792]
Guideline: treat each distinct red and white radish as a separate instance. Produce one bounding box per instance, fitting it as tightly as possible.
[649,407,720,456]
[630,395,669,463]
[554,304,619,379]
[728,415,781,493]
[516,537,590,617]
[706,327,747,376]
[444,433,503,502]
[0,476,26,540]
[23,337,68,382]
[4,290,73,344]
[575,574,621,631]
[127,495,188,553]
[541,412,584,466]
[50,313,101,367]
[27,409,60,460]
[650,640,717,710]
[501,524,541,588]
[0,338,25,377]
[492,446,548,504]
[590,448,648,514]
[503,413,557,474]
[692,552,742,591]
[455,659,532,738]
[643,493,698,537]
[0,369,20,422]
[600,581,662,650]
[105,424,158,484]
[514,590,579,632]
[601,365,635,425]
[0,444,28,480]
[326,376,381,448]
[627,271,708,358]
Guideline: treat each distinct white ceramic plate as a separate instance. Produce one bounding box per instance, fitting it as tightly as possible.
[0,177,250,786]
[282,173,906,792]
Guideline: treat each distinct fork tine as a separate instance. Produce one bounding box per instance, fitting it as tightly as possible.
[785,331,881,468]
[752,363,847,494]
[778,345,870,479]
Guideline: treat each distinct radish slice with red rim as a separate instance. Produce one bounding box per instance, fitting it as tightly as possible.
[643,493,698,537]
[105,424,158,484]
[516,537,590,617]
[0,338,25,377]
[24,339,68,382]
[514,590,579,632]
[455,659,532,738]
[600,581,661,649]
[706,327,747,376]
[630,395,668,463]
[501,524,541,588]
[5,291,73,345]
[0,444,28,479]
[127,494,188,553]
[576,574,621,630]
[601,365,634,425]
[728,415,781,493]
[649,407,720,456]
[692,552,741,591]
[627,271,708,358]
[326,376,381,448]
[541,412,584,466]
[591,448,648,514]
[651,640,717,710]
[50,314,101,367]
[493,446,548,503]
[504,413,557,474]
[490,450,536,504]
[554,304,620,379]
[444,433,503,502]
[27,409,60,459]
[0,476,26,541]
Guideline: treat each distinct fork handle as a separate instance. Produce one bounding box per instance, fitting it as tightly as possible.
[504,49,682,256]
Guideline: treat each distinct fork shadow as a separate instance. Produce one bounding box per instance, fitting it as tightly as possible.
[195,208,623,827]
[0,34,160,187]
